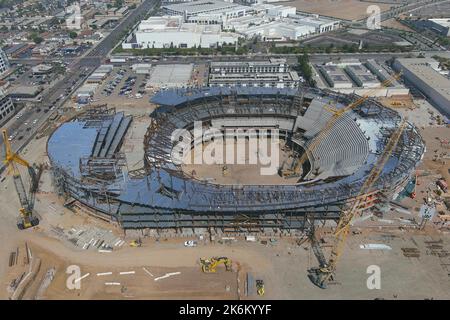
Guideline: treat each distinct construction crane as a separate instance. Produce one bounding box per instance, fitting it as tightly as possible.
[199,257,232,273]
[280,73,402,179]
[307,119,408,289]
[2,129,39,230]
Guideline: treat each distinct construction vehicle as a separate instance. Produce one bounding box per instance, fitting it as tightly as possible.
[200,257,232,273]
[279,155,303,178]
[222,165,228,177]
[2,129,39,230]
[256,280,265,296]
[307,120,408,289]
[281,73,402,180]
[129,238,142,247]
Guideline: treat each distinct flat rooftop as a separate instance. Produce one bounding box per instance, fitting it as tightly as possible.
[429,18,450,28]
[163,0,246,14]
[147,64,193,88]
[395,58,450,100]
[209,72,299,82]
[210,58,287,68]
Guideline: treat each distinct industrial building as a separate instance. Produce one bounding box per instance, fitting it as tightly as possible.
[224,6,340,40]
[147,64,194,88]
[208,72,300,88]
[210,59,289,73]
[0,48,10,75]
[123,2,340,48]
[31,64,54,75]
[314,59,410,97]
[162,0,253,24]
[47,87,424,231]
[393,58,450,118]
[129,16,239,49]
[413,18,450,36]
[0,89,14,126]
[86,64,114,83]
[208,59,300,88]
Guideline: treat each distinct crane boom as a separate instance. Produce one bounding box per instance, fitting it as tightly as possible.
[281,73,402,179]
[308,119,408,288]
[2,129,39,229]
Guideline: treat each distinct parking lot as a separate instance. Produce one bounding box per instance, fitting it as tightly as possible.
[86,67,153,109]
[100,68,148,100]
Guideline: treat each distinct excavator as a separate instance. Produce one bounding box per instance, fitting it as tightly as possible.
[200,257,232,273]
[2,129,39,230]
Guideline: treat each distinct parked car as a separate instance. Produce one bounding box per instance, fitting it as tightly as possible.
[184,240,197,247]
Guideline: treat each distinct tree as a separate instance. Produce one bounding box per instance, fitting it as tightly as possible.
[69,31,78,39]
[298,53,315,86]
[30,32,43,44]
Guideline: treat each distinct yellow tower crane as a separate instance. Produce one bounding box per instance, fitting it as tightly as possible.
[2,129,39,230]
[307,119,408,289]
[281,73,402,179]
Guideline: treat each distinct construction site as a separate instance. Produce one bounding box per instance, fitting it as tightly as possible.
[1,83,449,300]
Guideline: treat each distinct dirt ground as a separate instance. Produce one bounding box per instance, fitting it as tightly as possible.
[1,96,449,300]
[181,139,299,185]
[382,19,414,32]
[282,0,394,20]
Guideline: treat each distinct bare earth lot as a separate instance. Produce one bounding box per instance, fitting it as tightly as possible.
[281,0,394,20]
[0,97,449,300]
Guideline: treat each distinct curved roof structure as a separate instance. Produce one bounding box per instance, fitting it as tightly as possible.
[47,88,425,229]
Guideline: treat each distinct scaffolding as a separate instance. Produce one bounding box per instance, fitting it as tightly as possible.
[47,88,425,232]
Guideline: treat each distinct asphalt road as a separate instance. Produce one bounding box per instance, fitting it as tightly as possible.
[0,0,160,172]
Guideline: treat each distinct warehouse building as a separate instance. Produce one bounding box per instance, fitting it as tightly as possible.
[224,7,340,40]
[210,59,289,73]
[208,59,300,88]
[314,60,410,97]
[209,72,300,88]
[413,18,450,37]
[163,0,253,22]
[393,58,450,118]
[132,16,239,48]
[319,65,354,89]
[345,65,380,88]
[242,20,316,40]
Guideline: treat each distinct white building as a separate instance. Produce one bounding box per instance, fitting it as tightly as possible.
[415,18,450,37]
[0,48,10,75]
[163,0,253,24]
[244,21,316,40]
[209,59,300,88]
[132,16,239,49]
[224,5,340,40]
[288,14,340,33]
[314,60,409,97]
[393,58,450,118]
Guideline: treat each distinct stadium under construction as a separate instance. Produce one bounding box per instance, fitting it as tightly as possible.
[47,87,425,233]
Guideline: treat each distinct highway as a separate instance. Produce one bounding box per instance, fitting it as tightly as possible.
[2,0,448,172]
[0,0,160,172]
